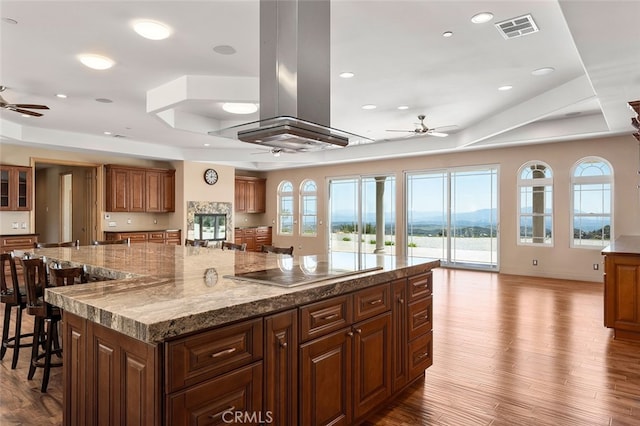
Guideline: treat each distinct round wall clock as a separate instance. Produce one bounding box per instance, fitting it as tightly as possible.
[203,168,218,185]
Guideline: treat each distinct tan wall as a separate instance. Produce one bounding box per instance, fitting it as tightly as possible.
[263,135,640,281]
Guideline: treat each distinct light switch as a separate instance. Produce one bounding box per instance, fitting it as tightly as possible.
[108,221,117,227]
[127,218,132,224]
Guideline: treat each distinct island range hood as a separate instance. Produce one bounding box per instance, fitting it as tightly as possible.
[211,0,370,152]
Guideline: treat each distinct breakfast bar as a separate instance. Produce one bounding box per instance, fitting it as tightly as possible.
[41,243,439,425]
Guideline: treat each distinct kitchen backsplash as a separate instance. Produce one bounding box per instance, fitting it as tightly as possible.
[0,211,31,234]
[101,212,175,231]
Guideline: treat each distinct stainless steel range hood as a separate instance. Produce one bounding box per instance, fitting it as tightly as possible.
[211,0,370,151]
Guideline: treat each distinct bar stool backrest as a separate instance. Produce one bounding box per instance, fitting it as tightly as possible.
[49,266,87,287]
[221,241,247,251]
[35,240,80,248]
[261,245,294,255]
[0,253,20,305]
[16,257,48,317]
[185,239,209,247]
[91,238,130,245]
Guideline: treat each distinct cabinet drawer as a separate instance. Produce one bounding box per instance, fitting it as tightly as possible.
[126,232,148,242]
[148,232,165,242]
[408,297,432,341]
[408,331,432,381]
[300,295,352,342]
[166,231,181,239]
[168,362,263,426]
[353,283,391,322]
[1,236,38,251]
[166,319,263,393]
[408,272,432,302]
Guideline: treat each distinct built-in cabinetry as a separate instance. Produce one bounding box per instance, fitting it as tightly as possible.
[235,176,266,213]
[62,270,434,426]
[104,230,181,245]
[1,234,38,253]
[603,236,640,341]
[0,165,32,211]
[235,226,272,252]
[105,165,175,213]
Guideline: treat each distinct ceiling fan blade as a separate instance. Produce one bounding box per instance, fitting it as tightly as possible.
[12,108,43,117]
[427,131,449,137]
[13,104,49,110]
[386,129,415,132]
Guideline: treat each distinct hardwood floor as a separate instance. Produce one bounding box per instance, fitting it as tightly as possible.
[1,269,639,425]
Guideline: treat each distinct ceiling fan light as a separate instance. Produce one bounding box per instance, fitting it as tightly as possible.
[78,54,115,70]
[222,102,258,114]
[362,104,377,110]
[498,85,513,91]
[133,20,172,40]
[56,93,67,98]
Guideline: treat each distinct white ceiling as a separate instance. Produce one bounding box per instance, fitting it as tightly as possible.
[1,0,639,171]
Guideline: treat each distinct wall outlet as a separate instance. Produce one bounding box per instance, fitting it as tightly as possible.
[11,222,18,229]
[108,221,117,227]
[20,222,26,229]
[127,218,132,224]
[532,259,538,266]
[593,263,599,270]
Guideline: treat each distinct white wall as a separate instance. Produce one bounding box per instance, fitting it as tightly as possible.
[263,135,640,281]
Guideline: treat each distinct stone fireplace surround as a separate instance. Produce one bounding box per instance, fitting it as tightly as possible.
[186,201,232,246]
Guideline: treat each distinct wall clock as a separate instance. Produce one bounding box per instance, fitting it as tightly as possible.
[204,168,218,185]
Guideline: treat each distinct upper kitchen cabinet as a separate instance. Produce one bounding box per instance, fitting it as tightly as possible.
[105,165,175,213]
[0,165,32,211]
[235,176,266,213]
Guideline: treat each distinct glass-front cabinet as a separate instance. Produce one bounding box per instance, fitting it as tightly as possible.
[0,165,32,211]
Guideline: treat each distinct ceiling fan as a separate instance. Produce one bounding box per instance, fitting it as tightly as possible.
[386,114,449,137]
[0,86,49,117]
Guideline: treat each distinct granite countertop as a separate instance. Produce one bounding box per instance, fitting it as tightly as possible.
[602,235,640,255]
[42,243,439,344]
[104,229,181,233]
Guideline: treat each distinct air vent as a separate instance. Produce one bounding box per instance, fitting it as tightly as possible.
[495,14,539,39]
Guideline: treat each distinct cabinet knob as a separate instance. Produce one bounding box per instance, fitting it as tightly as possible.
[355,328,362,334]
[279,340,288,349]
[398,298,404,304]
[346,331,354,337]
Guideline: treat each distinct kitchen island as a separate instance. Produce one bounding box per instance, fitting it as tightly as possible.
[41,243,439,425]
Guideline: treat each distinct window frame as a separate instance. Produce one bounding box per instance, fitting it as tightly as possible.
[570,156,613,249]
[277,180,294,236]
[517,160,554,247]
[299,179,318,237]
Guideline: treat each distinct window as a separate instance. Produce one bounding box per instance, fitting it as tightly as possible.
[518,161,553,246]
[300,179,317,236]
[277,180,294,235]
[571,157,612,248]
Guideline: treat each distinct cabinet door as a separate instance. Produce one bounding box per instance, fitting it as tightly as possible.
[145,171,163,213]
[62,312,87,426]
[168,362,263,426]
[353,312,392,420]
[87,319,158,425]
[129,169,146,212]
[235,179,247,212]
[605,254,640,333]
[264,309,297,426]
[0,167,9,209]
[105,167,129,212]
[246,180,257,213]
[391,278,408,392]
[162,170,175,212]
[243,228,256,252]
[253,179,266,213]
[0,166,32,211]
[15,167,31,210]
[300,329,352,426]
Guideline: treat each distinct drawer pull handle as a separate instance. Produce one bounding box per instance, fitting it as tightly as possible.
[211,348,236,358]
[416,351,430,360]
[412,282,427,288]
[209,405,236,420]
[368,299,383,305]
[322,313,339,320]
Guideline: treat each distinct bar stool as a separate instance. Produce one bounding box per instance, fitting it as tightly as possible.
[49,265,87,287]
[221,241,247,251]
[185,239,209,247]
[261,245,294,255]
[18,256,62,393]
[0,253,35,369]
[91,238,130,245]
[34,240,80,248]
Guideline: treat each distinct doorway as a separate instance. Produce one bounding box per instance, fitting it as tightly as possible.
[34,161,98,245]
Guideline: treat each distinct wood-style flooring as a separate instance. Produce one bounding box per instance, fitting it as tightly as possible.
[1,269,639,425]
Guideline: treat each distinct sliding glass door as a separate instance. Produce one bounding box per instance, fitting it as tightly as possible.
[328,175,396,255]
[407,166,499,270]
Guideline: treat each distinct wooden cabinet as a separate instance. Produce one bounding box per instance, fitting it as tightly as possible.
[105,165,174,213]
[0,165,32,211]
[264,309,298,426]
[604,237,640,341]
[299,284,392,425]
[235,227,272,252]
[235,177,266,213]
[1,234,38,253]
[105,230,181,245]
[165,318,264,425]
[62,312,160,426]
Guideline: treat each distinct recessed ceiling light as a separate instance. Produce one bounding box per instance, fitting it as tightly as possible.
[498,85,513,91]
[397,105,409,110]
[133,19,172,40]
[339,72,355,78]
[222,102,258,114]
[442,31,454,38]
[471,12,494,24]
[213,45,237,55]
[362,104,377,110]
[104,131,112,135]
[531,67,555,76]
[95,98,113,103]
[78,54,115,70]
[21,114,31,118]
[2,18,18,24]
[56,93,67,98]
[204,143,210,147]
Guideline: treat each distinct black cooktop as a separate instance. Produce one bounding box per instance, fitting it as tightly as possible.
[224,261,383,288]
